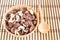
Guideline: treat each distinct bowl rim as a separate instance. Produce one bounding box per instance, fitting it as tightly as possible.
[2,5,39,37]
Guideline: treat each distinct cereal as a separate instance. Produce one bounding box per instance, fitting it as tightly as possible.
[5,7,37,35]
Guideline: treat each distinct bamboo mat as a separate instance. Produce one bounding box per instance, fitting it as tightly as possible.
[0,0,60,40]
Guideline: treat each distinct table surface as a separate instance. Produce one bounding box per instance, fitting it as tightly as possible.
[0,0,60,40]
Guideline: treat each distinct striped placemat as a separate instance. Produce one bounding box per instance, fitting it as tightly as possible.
[0,0,60,40]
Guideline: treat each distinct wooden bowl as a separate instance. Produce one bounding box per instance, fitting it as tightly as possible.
[3,5,39,37]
